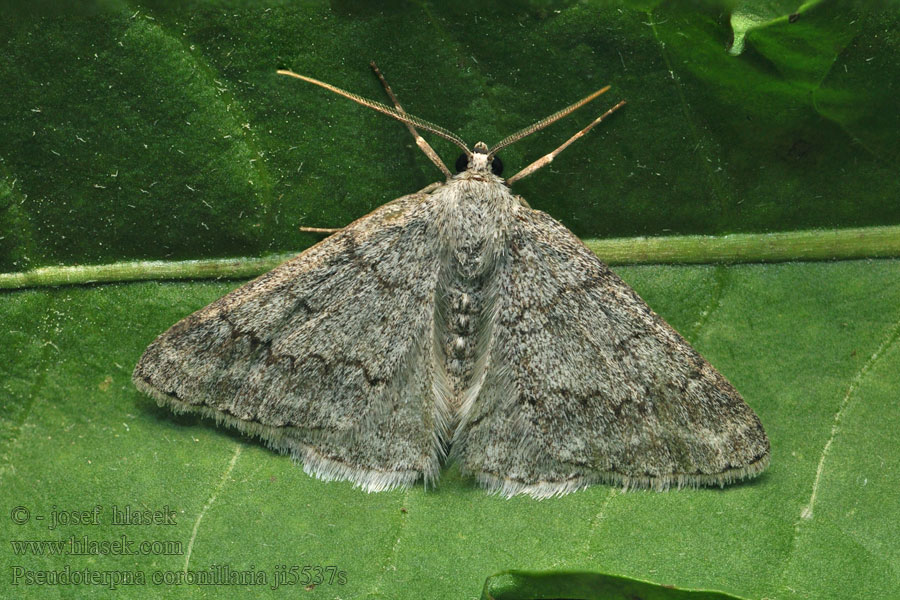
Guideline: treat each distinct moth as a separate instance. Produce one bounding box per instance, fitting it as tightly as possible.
[133,63,769,498]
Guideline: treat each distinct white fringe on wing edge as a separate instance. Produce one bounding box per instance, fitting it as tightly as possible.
[469,454,771,500]
[134,378,426,494]
[135,377,769,499]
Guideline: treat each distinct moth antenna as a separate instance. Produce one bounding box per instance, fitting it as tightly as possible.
[488,86,611,156]
[506,99,627,185]
[277,69,472,156]
[299,226,340,235]
[369,61,453,178]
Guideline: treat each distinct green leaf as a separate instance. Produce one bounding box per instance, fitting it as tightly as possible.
[2,260,899,598]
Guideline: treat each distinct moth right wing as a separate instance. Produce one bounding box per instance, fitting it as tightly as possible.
[133,187,451,492]
[452,207,770,498]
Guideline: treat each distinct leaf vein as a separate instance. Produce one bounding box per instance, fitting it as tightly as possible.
[183,444,242,574]
[778,311,900,590]
[366,487,410,599]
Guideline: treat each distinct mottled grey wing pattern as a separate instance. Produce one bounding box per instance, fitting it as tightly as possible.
[133,189,449,492]
[452,208,770,498]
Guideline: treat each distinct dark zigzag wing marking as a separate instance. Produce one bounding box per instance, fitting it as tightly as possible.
[133,189,450,491]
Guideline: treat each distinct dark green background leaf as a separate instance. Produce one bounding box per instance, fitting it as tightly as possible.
[1,0,898,271]
[482,569,746,599]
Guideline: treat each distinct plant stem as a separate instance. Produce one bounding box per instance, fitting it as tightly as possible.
[2,225,899,290]
[584,224,900,265]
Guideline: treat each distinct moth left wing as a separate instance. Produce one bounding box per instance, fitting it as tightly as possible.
[133,188,451,492]
[451,208,770,498]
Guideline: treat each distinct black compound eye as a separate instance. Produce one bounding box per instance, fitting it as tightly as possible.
[491,155,503,176]
[455,153,468,173]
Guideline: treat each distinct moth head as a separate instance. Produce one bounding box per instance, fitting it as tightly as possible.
[455,142,504,176]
